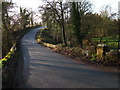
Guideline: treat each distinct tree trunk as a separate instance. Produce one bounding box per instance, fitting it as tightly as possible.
[100,36,103,42]
[71,2,83,48]
[60,2,67,46]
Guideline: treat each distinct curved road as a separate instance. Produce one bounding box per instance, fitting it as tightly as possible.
[20,27,118,88]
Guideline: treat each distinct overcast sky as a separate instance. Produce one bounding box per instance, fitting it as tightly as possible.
[12,0,119,12]
[12,0,120,22]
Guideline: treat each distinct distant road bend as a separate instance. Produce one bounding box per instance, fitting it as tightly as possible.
[19,27,118,88]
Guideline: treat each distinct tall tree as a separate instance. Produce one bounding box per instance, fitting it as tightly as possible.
[98,5,112,41]
[60,2,67,46]
[19,7,31,29]
[30,12,34,27]
[39,1,68,46]
[2,1,14,57]
[71,2,81,47]
[70,0,92,48]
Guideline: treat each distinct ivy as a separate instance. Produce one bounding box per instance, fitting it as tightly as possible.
[91,53,97,61]
[0,47,15,68]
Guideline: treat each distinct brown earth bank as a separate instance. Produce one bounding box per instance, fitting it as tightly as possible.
[39,43,119,73]
[36,28,119,69]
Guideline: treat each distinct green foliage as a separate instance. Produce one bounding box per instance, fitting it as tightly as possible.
[106,42,118,49]
[36,29,61,45]
[5,54,11,59]
[0,47,15,68]
[38,1,119,66]
[92,37,118,41]
[61,43,66,47]
[20,7,31,29]
[71,2,81,46]
[82,13,102,38]
[2,1,15,57]
[91,37,118,49]
[90,53,97,61]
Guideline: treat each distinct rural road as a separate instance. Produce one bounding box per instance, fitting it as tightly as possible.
[19,27,119,88]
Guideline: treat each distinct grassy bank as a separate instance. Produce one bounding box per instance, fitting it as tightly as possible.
[91,37,119,49]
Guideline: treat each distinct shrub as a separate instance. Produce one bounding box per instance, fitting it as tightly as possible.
[91,53,97,61]
[104,50,119,65]
[106,42,118,49]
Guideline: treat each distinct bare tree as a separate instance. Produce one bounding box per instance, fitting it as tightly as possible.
[39,1,68,46]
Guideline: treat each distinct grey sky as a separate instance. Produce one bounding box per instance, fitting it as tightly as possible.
[12,0,119,12]
[12,0,120,22]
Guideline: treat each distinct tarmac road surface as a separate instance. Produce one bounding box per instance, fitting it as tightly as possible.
[20,27,119,88]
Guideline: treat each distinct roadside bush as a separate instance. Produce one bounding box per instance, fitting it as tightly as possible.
[90,53,97,61]
[42,37,58,44]
[104,50,119,65]
[72,47,82,57]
